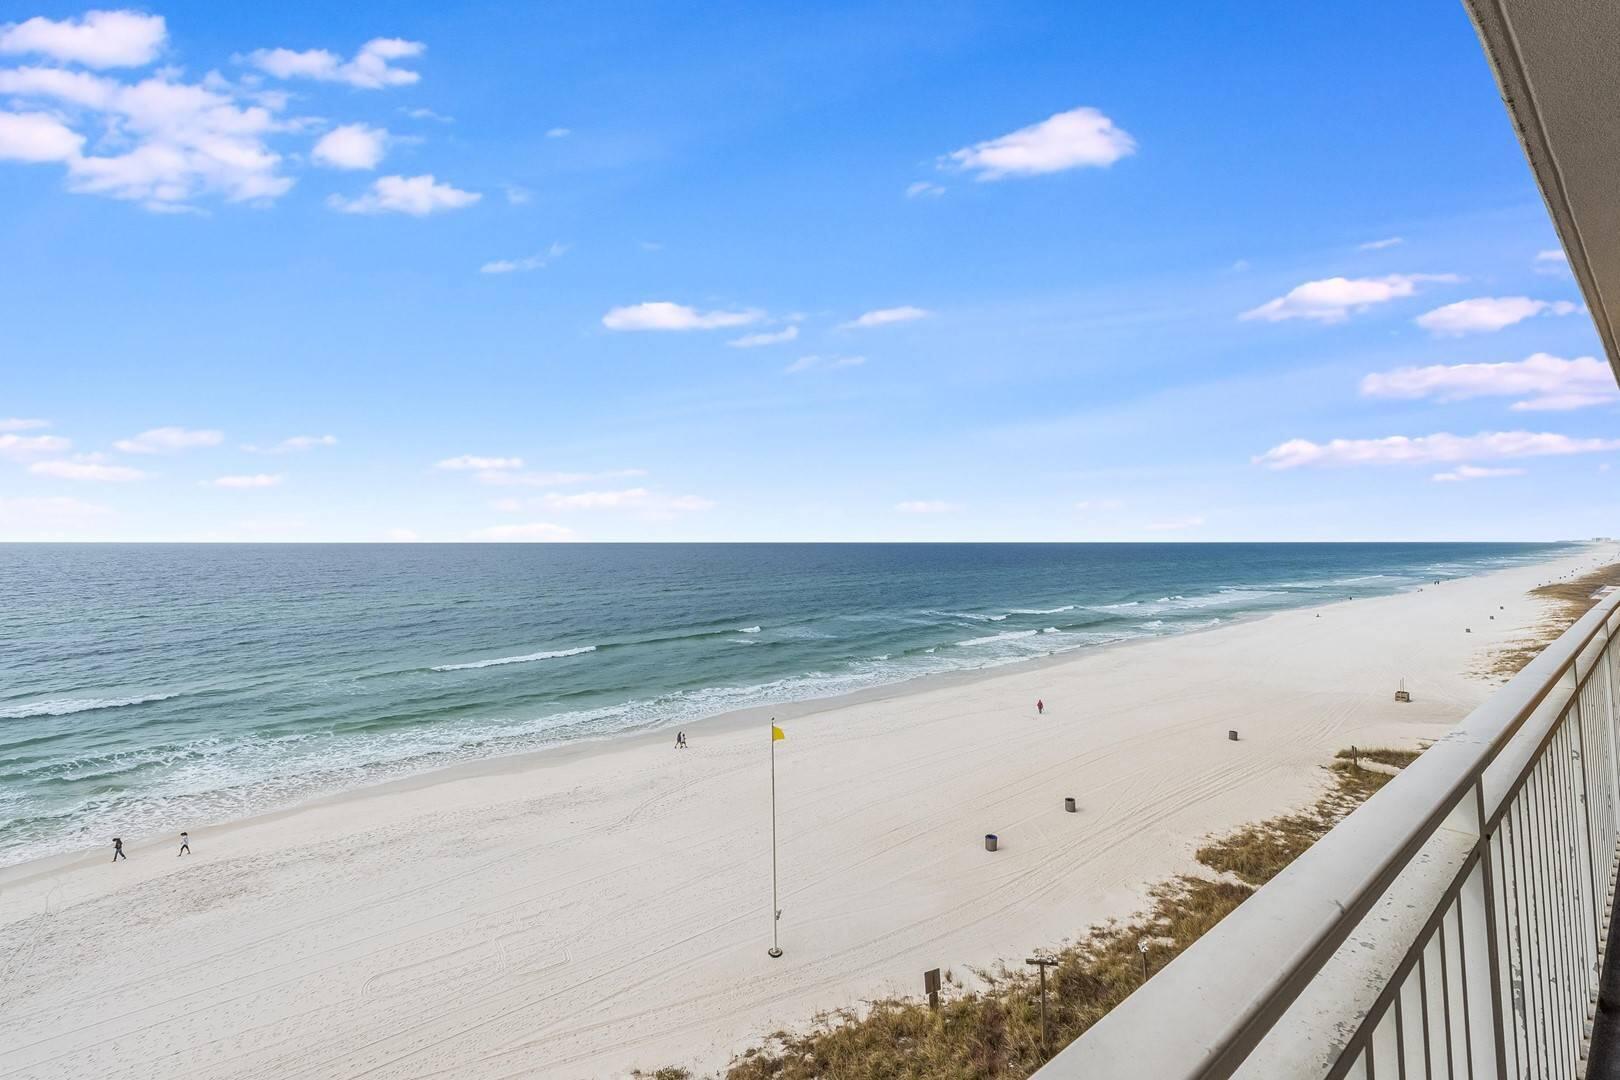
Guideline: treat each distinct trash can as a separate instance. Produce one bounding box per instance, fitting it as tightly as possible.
[985,834,998,852]
[1064,797,1077,813]
[1228,729,1239,741]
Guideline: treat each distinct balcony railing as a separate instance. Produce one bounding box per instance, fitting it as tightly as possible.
[1038,590,1620,1079]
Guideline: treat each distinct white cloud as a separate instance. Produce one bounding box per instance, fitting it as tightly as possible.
[30,459,145,481]
[895,500,959,513]
[0,417,51,432]
[0,10,166,68]
[0,111,85,162]
[1432,464,1526,483]
[246,37,424,90]
[209,473,283,488]
[1074,499,1124,511]
[312,123,388,170]
[943,106,1135,180]
[1359,237,1404,251]
[468,521,576,542]
[601,301,762,331]
[244,430,333,453]
[474,467,646,488]
[0,65,296,208]
[1146,515,1206,531]
[785,354,865,373]
[841,306,930,329]
[503,184,531,205]
[526,488,714,512]
[1241,273,1460,324]
[1534,249,1568,273]
[384,527,420,541]
[400,106,451,123]
[545,127,570,138]
[728,325,798,348]
[480,242,567,274]
[0,432,71,459]
[1415,296,1579,336]
[1255,430,1620,469]
[114,426,223,454]
[329,174,479,215]
[905,180,945,198]
[1360,353,1619,412]
[437,454,523,471]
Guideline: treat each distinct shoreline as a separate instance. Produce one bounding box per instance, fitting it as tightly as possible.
[2,543,1614,1079]
[0,546,1586,879]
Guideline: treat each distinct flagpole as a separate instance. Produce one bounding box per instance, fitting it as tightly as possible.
[768,718,782,958]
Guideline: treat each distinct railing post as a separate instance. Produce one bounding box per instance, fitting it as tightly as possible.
[1474,779,1510,1079]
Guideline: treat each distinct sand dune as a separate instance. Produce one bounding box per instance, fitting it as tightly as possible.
[2,545,1612,1079]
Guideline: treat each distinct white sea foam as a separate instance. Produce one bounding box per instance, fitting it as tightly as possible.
[431,646,596,671]
[957,630,1041,647]
[1008,605,1076,615]
[737,625,762,633]
[929,610,1008,622]
[0,693,179,719]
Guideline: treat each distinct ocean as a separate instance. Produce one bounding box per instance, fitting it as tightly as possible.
[0,541,1569,866]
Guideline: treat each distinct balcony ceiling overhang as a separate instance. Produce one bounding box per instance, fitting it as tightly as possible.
[1465,0,1620,381]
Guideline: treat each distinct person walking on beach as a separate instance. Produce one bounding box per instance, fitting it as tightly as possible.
[1036,699,1045,715]
[178,831,190,856]
[112,837,126,862]
[675,731,688,749]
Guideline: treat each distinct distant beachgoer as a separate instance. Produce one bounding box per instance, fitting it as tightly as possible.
[675,731,687,749]
[112,837,126,862]
[1036,699,1044,715]
[178,832,190,856]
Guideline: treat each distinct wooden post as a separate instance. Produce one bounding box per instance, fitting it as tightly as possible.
[1025,956,1057,1057]
[924,967,941,1012]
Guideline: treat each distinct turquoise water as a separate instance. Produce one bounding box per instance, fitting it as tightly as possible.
[0,542,1569,865]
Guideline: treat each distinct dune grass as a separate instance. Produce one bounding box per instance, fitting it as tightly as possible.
[649,749,1414,1079]
[1489,562,1620,678]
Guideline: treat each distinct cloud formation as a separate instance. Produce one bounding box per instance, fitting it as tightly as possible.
[841,306,930,329]
[312,123,388,170]
[329,174,479,215]
[601,302,762,331]
[905,180,945,198]
[437,455,523,471]
[0,432,70,459]
[0,417,51,432]
[728,326,798,348]
[895,500,959,513]
[944,106,1135,180]
[30,459,145,481]
[785,354,864,373]
[0,10,166,68]
[480,242,566,274]
[1255,431,1620,469]
[210,473,283,488]
[1241,274,1460,324]
[114,426,223,454]
[1358,237,1404,251]
[1432,464,1526,483]
[245,37,424,90]
[1414,296,1578,336]
[1361,353,1618,412]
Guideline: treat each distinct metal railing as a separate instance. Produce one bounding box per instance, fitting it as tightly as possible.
[1039,591,1620,1079]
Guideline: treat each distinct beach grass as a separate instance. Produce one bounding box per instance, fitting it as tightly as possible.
[1489,561,1620,677]
[678,749,1413,1079]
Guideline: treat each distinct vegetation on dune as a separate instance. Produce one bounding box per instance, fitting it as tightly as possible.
[1488,561,1620,678]
[648,749,1416,1079]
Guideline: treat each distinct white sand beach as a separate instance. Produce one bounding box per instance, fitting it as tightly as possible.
[2,544,1614,1079]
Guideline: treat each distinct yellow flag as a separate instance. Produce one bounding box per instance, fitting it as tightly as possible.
[771,723,785,741]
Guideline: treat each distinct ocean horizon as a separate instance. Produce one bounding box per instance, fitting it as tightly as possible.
[0,541,1571,866]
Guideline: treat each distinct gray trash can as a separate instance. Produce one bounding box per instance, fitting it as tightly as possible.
[985,833,998,852]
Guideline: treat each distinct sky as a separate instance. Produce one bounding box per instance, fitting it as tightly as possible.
[0,1,1613,542]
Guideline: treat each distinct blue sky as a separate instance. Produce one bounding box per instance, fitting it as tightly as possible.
[0,1,1612,542]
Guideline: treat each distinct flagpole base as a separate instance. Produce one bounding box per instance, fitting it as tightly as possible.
[768,947,783,958]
